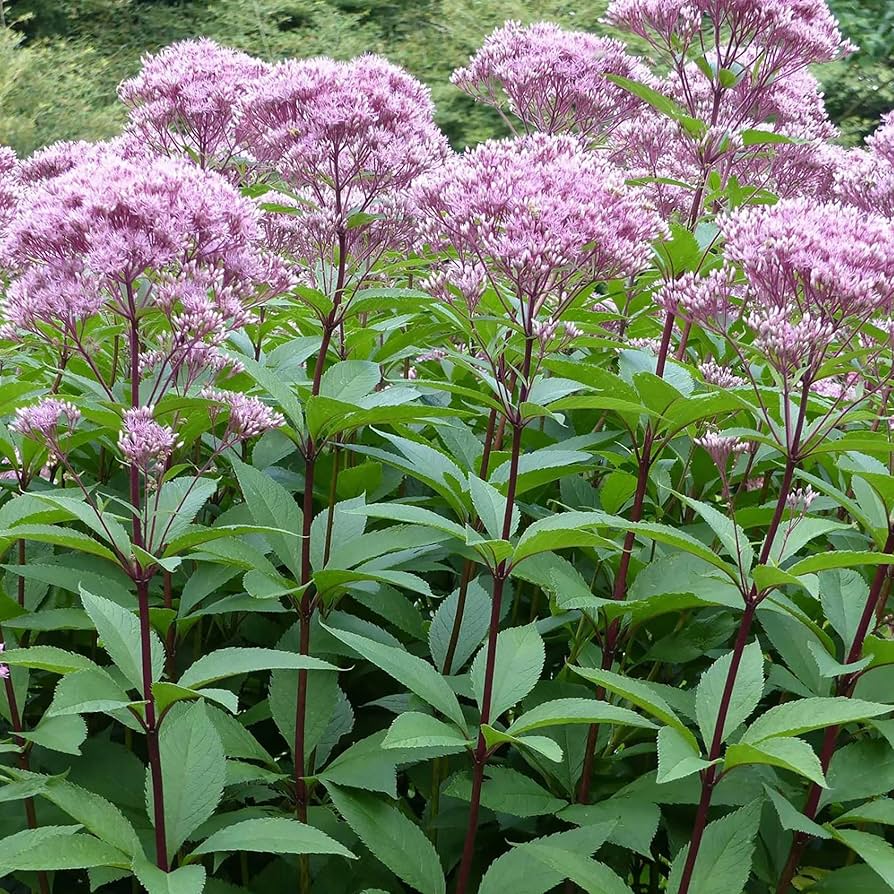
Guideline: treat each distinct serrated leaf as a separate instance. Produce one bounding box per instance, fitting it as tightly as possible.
[133,857,207,894]
[150,702,226,860]
[507,698,657,736]
[327,785,445,894]
[742,697,891,744]
[190,816,354,860]
[695,641,764,748]
[382,713,470,751]
[80,586,164,692]
[471,624,545,723]
[444,766,567,817]
[657,726,713,783]
[178,647,335,690]
[725,737,826,786]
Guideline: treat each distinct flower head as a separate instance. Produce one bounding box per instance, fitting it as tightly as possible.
[414,133,665,314]
[695,428,748,497]
[657,267,739,329]
[452,21,652,138]
[0,149,280,338]
[202,388,285,440]
[118,407,177,474]
[119,39,270,171]
[11,399,80,450]
[0,643,8,679]
[605,1,854,72]
[699,359,747,388]
[0,146,18,229]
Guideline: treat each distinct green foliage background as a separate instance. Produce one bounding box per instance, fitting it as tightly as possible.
[0,0,890,155]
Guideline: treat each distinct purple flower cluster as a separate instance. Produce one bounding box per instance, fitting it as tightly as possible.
[119,39,270,172]
[605,0,855,71]
[202,388,285,441]
[118,407,177,475]
[0,150,282,340]
[414,133,665,315]
[11,399,80,458]
[451,21,651,138]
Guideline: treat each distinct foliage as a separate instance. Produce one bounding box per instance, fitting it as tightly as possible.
[1,3,894,894]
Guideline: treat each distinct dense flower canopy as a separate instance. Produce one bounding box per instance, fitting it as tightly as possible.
[119,38,270,170]
[414,133,665,312]
[0,151,283,337]
[451,21,651,138]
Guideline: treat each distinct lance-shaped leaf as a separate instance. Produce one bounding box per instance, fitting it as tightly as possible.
[507,698,657,736]
[741,697,892,745]
[178,647,336,690]
[471,624,545,723]
[189,816,354,860]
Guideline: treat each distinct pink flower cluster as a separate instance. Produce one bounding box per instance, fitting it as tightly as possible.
[118,407,177,474]
[414,133,665,313]
[202,388,285,441]
[119,39,270,172]
[0,150,283,339]
[720,199,894,374]
[451,21,651,138]
[11,399,80,455]
[605,0,854,71]
[0,146,17,229]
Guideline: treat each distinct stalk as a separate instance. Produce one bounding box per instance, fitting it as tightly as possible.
[126,309,169,872]
[677,383,811,894]
[575,312,675,803]
[294,226,348,840]
[455,337,533,894]
[775,528,894,894]
[1,622,49,894]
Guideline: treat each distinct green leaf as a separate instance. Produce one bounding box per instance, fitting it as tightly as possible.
[471,624,545,723]
[317,732,402,797]
[763,785,832,839]
[178,647,336,690]
[741,697,892,744]
[0,830,127,871]
[573,666,696,749]
[133,857,207,894]
[787,552,894,576]
[667,799,762,894]
[322,622,464,727]
[470,475,517,540]
[150,702,226,860]
[695,641,764,748]
[429,578,491,673]
[231,458,302,578]
[319,360,380,403]
[47,668,132,716]
[381,713,470,751]
[444,766,567,817]
[1,645,99,674]
[606,74,705,136]
[0,524,118,561]
[831,828,894,892]
[835,798,894,828]
[20,714,87,755]
[524,845,633,894]
[80,586,164,692]
[507,698,657,736]
[478,824,616,894]
[481,725,564,763]
[327,784,445,894]
[725,738,826,786]
[657,726,713,783]
[235,352,305,434]
[190,816,354,860]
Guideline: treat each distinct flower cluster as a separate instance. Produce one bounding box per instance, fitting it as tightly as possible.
[657,267,739,328]
[414,133,665,316]
[0,150,283,339]
[695,428,748,497]
[451,21,651,138]
[719,199,894,374]
[202,388,286,441]
[0,147,17,228]
[237,55,447,293]
[11,399,80,458]
[605,0,855,72]
[119,39,270,172]
[118,407,177,475]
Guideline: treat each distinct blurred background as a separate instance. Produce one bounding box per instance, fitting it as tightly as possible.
[0,0,891,155]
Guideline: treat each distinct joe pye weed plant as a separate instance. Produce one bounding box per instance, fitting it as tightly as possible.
[1,2,894,893]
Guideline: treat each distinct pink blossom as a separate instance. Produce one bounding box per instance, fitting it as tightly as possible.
[119,39,270,171]
[695,428,748,498]
[786,485,818,513]
[11,399,80,443]
[605,1,855,72]
[451,21,652,138]
[202,388,285,440]
[657,268,739,328]
[0,146,17,228]
[118,407,177,474]
[0,643,7,679]
[0,150,283,338]
[699,359,747,388]
[237,55,447,293]
[414,134,665,316]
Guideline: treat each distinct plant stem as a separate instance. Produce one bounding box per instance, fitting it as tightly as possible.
[294,225,348,850]
[126,305,169,872]
[575,312,675,803]
[775,527,894,894]
[0,622,49,894]
[455,337,532,894]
